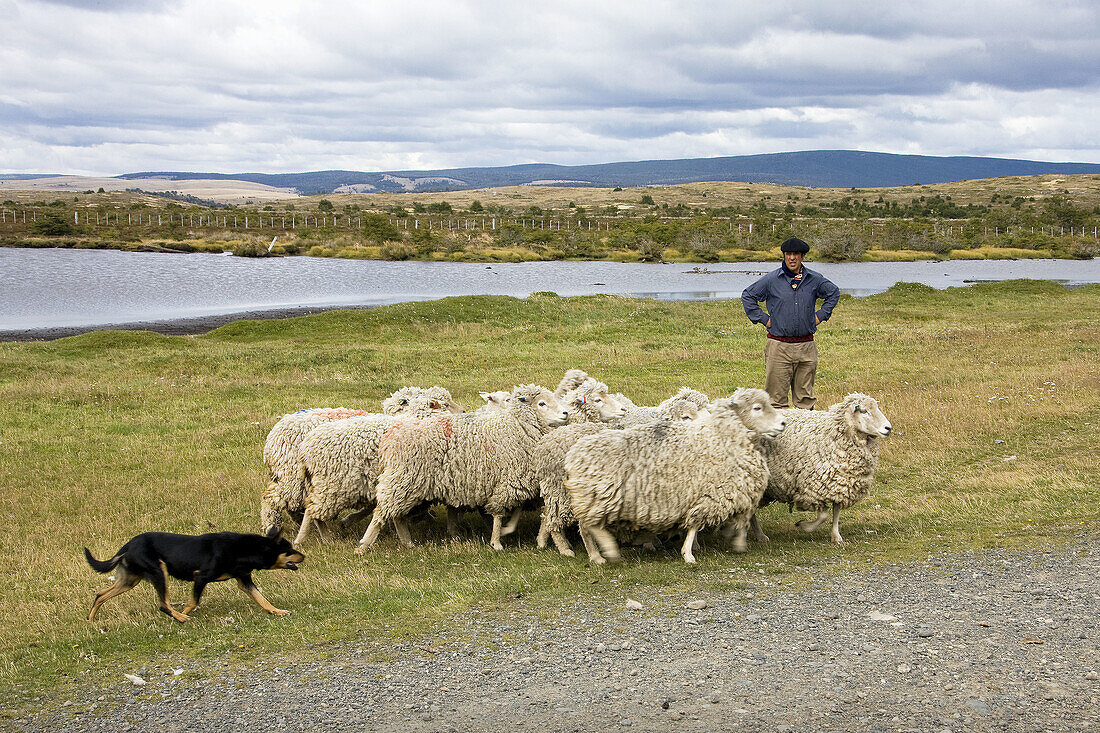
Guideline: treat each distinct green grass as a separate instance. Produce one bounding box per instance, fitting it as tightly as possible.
[1,281,1098,712]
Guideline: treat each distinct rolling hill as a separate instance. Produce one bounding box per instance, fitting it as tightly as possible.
[114,150,1100,194]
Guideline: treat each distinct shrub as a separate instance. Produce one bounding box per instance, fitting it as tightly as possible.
[29,212,76,236]
[360,213,401,244]
[232,241,271,257]
[815,230,868,262]
[380,241,414,260]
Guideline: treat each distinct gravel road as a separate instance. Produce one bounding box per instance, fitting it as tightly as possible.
[14,536,1099,732]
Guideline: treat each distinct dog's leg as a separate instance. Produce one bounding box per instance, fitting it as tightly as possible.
[87,567,142,621]
[153,561,191,622]
[236,577,290,616]
[181,577,211,616]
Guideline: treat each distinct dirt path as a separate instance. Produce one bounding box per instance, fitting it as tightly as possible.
[13,536,1100,732]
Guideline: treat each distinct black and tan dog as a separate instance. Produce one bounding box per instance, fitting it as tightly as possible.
[84,528,305,622]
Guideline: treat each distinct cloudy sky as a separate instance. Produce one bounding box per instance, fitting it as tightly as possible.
[2,0,1097,175]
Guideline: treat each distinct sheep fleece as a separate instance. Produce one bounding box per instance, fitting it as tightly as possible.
[565,418,769,532]
[761,402,881,511]
[373,409,544,519]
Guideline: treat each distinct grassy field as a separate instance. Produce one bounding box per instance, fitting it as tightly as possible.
[1,281,1098,712]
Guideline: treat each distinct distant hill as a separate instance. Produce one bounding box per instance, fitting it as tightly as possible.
[102,150,1100,195]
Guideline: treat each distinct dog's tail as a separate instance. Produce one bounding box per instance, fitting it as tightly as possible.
[83,547,124,574]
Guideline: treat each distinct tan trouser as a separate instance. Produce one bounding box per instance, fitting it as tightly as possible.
[764,338,818,410]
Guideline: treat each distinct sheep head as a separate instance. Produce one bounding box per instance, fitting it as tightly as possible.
[553,369,591,398]
[511,384,570,429]
[478,390,511,411]
[425,385,465,413]
[658,387,711,413]
[659,397,709,423]
[566,378,627,423]
[836,393,892,439]
[381,386,426,415]
[721,387,786,440]
[382,386,463,418]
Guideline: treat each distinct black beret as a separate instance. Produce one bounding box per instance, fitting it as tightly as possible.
[780,237,809,253]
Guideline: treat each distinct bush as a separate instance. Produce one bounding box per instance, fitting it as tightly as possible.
[232,241,271,257]
[380,241,414,260]
[360,213,401,244]
[1069,240,1099,259]
[29,212,76,236]
[815,230,868,262]
[687,232,721,262]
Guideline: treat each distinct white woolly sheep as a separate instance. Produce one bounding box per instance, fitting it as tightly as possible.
[553,369,590,398]
[564,388,785,564]
[296,389,519,546]
[475,390,511,412]
[357,384,569,552]
[535,386,702,557]
[616,386,712,427]
[291,389,459,545]
[754,393,892,544]
[259,386,463,534]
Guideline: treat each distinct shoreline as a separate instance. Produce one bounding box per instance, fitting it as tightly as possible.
[0,305,372,342]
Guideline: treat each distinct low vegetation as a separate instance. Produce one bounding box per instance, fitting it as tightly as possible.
[0,281,1097,713]
[2,175,1098,262]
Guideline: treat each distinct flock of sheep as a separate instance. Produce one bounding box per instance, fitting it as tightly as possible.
[260,370,892,564]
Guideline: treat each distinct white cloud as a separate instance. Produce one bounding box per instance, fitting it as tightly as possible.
[1,0,1097,174]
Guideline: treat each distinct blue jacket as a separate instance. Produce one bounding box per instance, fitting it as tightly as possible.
[741,266,840,337]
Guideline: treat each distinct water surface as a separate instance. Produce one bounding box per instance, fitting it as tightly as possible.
[1,248,1097,331]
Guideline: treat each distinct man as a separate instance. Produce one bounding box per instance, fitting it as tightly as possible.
[741,237,840,410]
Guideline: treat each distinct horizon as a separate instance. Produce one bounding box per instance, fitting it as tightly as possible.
[6,149,1100,181]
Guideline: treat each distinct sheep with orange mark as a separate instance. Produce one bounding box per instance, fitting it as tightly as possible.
[357,384,569,552]
[259,386,463,535]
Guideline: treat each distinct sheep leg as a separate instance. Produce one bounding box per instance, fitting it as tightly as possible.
[536,515,551,549]
[293,514,315,546]
[578,527,606,564]
[341,507,373,529]
[749,513,770,543]
[355,516,387,554]
[680,528,699,564]
[489,515,506,551]
[550,530,575,557]
[729,524,749,553]
[314,519,334,543]
[830,505,844,544]
[392,518,415,547]
[585,525,621,563]
[500,508,522,537]
[796,509,830,535]
[446,506,461,538]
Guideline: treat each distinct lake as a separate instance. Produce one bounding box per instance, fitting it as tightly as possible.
[1,247,1098,332]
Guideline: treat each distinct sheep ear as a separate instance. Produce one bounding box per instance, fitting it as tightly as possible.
[479,391,490,400]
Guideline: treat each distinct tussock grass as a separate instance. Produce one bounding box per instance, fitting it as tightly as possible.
[1,280,1098,709]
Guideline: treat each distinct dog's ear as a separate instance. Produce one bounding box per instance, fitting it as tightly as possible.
[265,526,282,541]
